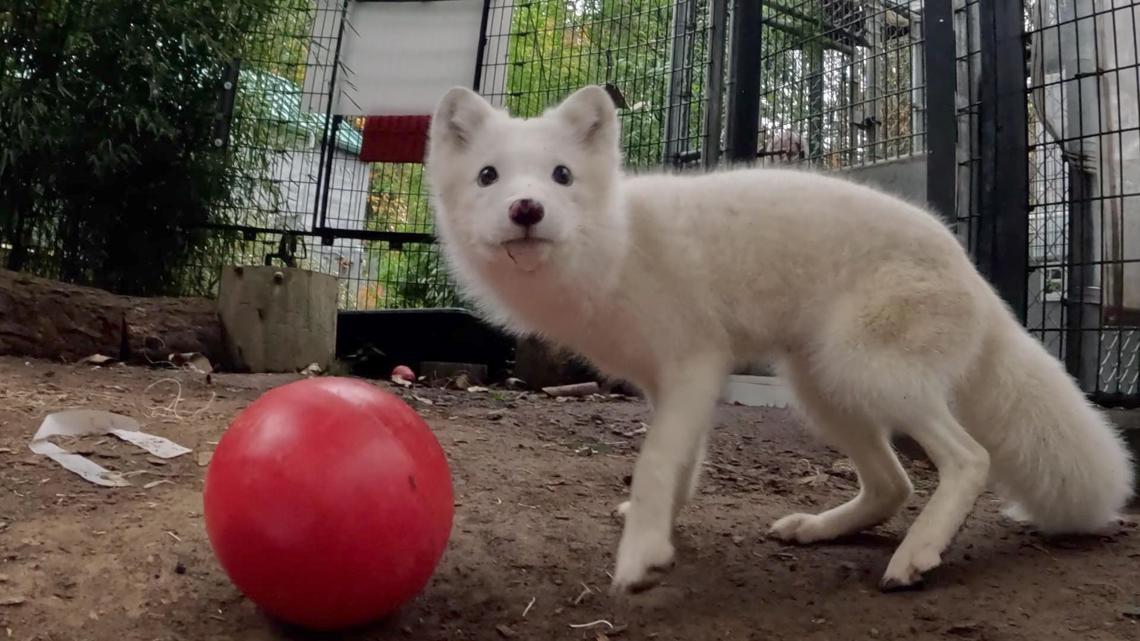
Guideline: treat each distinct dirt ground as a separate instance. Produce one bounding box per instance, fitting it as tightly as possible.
[1,356,1137,641]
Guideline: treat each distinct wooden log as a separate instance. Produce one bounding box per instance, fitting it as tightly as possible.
[123,297,224,365]
[542,382,600,398]
[513,336,595,390]
[0,269,222,364]
[0,270,122,361]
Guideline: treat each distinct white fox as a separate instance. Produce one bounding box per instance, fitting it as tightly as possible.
[424,85,1134,594]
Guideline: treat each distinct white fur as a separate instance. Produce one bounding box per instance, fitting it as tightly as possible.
[425,86,1135,593]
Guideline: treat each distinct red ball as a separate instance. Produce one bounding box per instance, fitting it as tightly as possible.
[391,364,416,383]
[203,377,453,630]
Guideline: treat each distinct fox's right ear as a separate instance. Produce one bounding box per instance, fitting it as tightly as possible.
[431,87,494,150]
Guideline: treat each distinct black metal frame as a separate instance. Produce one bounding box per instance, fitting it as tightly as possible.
[725,0,761,163]
[975,0,1029,322]
[313,0,351,237]
[311,0,497,246]
[198,0,494,252]
[703,0,729,169]
[212,59,242,151]
[923,1,955,221]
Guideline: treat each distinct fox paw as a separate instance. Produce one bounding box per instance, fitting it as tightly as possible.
[768,513,834,544]
[880,541,942,591]
[613,500,631,519]
[610,532,675,595]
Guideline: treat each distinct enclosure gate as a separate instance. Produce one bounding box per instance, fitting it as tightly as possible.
[207,0,1140,404]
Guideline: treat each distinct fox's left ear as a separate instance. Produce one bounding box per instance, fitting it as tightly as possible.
[551,85,619,151]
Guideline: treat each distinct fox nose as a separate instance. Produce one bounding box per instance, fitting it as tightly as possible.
[509,199,545,227]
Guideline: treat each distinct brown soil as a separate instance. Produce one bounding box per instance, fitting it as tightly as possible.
[0,356,1137,641]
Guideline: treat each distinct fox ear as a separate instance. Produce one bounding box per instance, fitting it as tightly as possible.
[550,85,619,151]
[431,87,495,149]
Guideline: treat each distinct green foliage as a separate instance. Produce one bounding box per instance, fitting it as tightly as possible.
[502,0,702,167]
[0,0,281,295]
[362,162,461,309]
[373,243,458,309]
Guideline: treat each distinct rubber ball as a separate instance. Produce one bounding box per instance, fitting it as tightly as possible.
[203,377,453,630]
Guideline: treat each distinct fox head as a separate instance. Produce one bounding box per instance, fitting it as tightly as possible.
[425,86,625,280]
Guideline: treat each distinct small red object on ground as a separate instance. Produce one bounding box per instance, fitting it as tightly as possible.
[203,377,453,630]
[391,364,416,383]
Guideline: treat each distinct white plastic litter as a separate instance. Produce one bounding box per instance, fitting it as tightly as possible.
[29,410,191,487]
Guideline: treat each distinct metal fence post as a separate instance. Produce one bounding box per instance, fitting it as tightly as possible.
[313,0,352,232]
[923,0,955,222]
[1060,0,1103,394]
[724,0,761,164]
[702,0,729,169]
[976,0,1029,323]
[664,0,699,167]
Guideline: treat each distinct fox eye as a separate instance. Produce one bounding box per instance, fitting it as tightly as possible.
[552,165,573,186]
[477,166,498,187]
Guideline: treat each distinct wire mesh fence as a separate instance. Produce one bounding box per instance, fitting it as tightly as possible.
[757,0,927,168]
[1023,0,1140,402]
[952,0,982,255]
[175,0,380,304]
[747,0,1140,402]
[492,1,712,166]
[176,0,719,311]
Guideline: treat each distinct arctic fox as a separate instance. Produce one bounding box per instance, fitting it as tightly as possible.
[424,85,1134,594]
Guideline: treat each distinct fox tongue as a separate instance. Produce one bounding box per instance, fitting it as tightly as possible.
[503,240,550,273]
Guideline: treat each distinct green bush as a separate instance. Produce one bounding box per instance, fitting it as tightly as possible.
[0,0,279,295]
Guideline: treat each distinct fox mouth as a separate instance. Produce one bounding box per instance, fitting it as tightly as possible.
[501,238,553,272]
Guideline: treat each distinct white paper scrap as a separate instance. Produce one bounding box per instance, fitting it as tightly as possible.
[29,410,192,487]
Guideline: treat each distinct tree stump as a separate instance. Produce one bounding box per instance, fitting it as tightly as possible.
[217,266,338,373]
